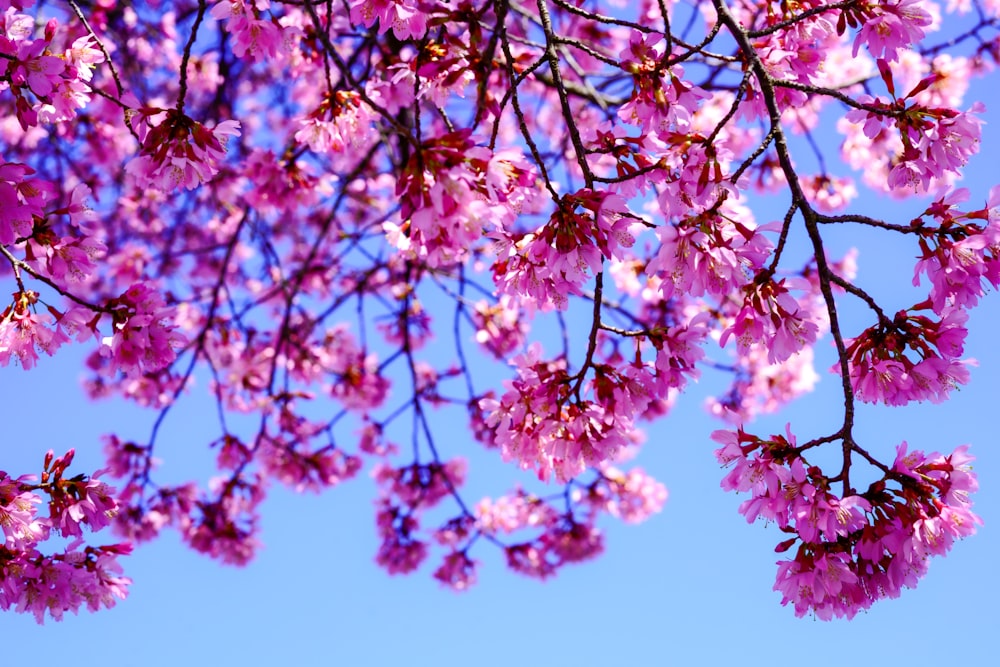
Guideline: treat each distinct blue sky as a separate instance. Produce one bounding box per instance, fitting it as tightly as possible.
[3,306,999,663]
[5,180,1000,662]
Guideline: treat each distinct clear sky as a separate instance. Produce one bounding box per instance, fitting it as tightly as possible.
[4,16,1000,667]
[3,302,998,664]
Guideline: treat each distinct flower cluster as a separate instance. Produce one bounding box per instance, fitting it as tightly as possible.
[471,294,527,359]
[844,304,970,405]
[493,190,634,310]
[348,0,430,41]
[647,208,774,300]
[585,466,668,524]
[721,276,820,364]
[1,451,130,623]
[707,345,819,424]
[0,290,67,369]
[183,474,264,566]
[103,433,267,568]
[715,427,980,619]
[294,90,378,156]
[474,490,604,580]
[210,0,284,61]
[911,188,1000,313]
[619,32,709,136]
[469,467,667,582]
[102,282,186,377]
[319,325,391,412]
[389,132,538,268]
[0,10,105,127]
[372,458,467,579]
[256,431,362,494]
[126,108,241,191]
[842,0,933,62]
[479,344,654,483]
[0,161,50,246]
[845,90,983,194]
[203,327,278,413]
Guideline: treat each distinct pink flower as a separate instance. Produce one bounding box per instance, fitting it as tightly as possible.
[472,295,527,358]
[125,109,241,191]
[184,475,263,566]
[850,0,932,62]
[543,519,604,564]
[374,459,466,509]
[0,161,51,245]
[10,39,65,97]
[481,345,641,482]
[493,190,636,311]
[773,551,861,620]
[912,191,1000,313]
[619,32,709,134]
[0,473,48,550]
[211,1,283,60]
[2,542,132,623]
[0,291,68,369]
[309,326,390,411]
[374,500,428,574]
[102,282,187,377]
[796,493,871,544]
[433,551,477,591]
[801,175,858,213]
[258,436,361,493]
[707,345,819,424]
[738,456,812,528]
[721,278,819,364]
[892,441,926,479]
[26,228,105,285]
[349,0,429,41]
[295,91,377,155]
[648,213,773,300]
[750,439,983,619]
[599,467,668,524]
[505,542,558,580]
[475,490,559,535]
[844,306,971,405]
[389,135,537,269]
[56,476,119,538]
[714,427,796,499]
[845,96,983,194]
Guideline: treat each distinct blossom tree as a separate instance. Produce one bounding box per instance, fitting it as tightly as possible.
[1,0,997,622]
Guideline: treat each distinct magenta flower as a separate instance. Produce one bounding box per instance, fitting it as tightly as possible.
[54,476,119,539]
[433,551,478,591]
[844,306,971,405]
[102,282,187,377]
[0,474,48,550]
[349,0,428,41]
[721,277,819,364]
[481,344,650,482]
[211,1,283,60]
[851,0,932,62]
[11,39,65,97]
[0,291,68,369]
[125,109,241,191]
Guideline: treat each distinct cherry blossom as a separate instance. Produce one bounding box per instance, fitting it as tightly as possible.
[125,108,241,191]
[0,451,131,623]
[717,426,981,619]
[1,0,997,623]
[843,305,972,405]
[102,282,186,377]
[721,277,820,364]
[847,0,933,62]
